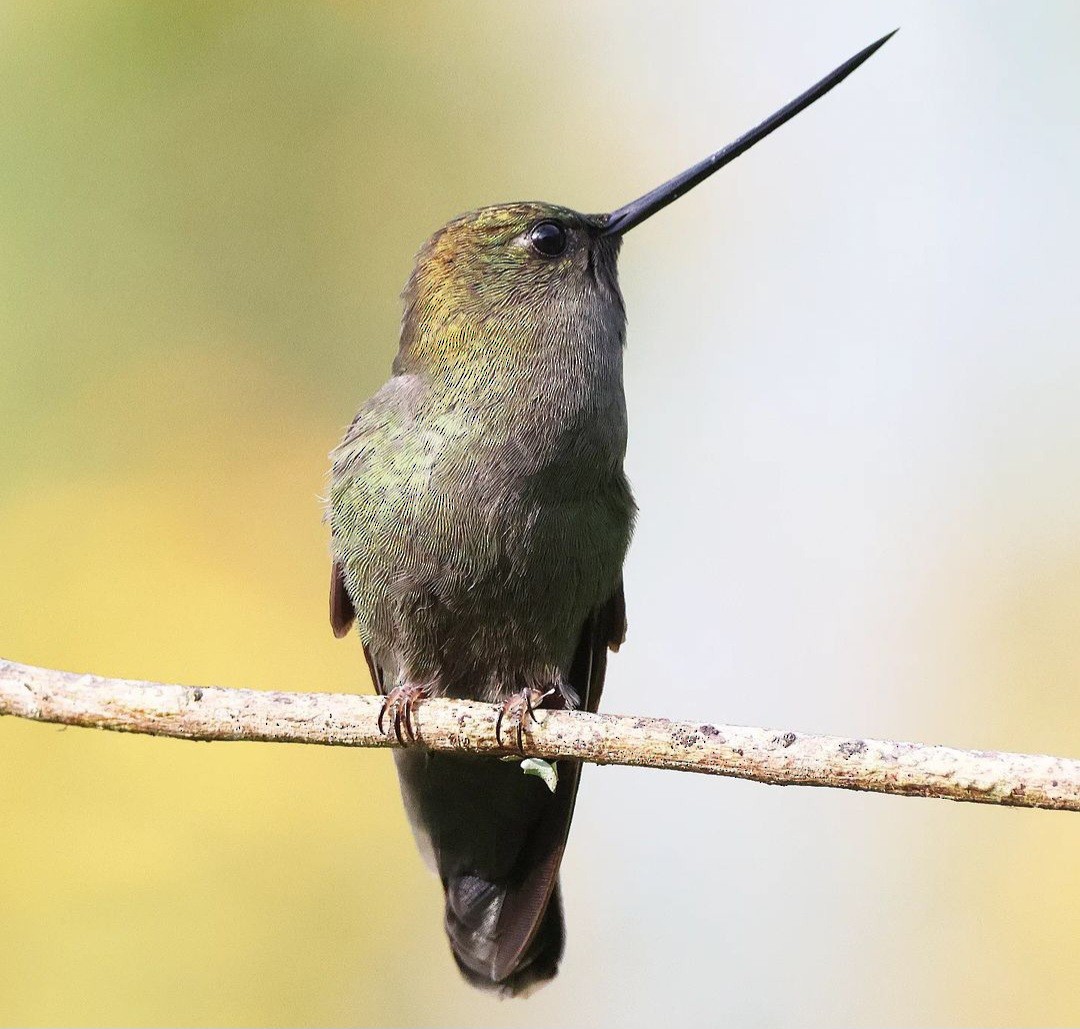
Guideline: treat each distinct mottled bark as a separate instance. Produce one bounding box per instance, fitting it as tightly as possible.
[2,658,1077,811]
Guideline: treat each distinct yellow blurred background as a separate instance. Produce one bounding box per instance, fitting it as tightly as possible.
[2,3,1079,1026]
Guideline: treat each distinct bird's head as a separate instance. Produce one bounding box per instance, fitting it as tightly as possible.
[393,31,895,379]
[396,202,624,377]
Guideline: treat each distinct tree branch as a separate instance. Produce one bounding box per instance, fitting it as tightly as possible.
[1,657,1077,811]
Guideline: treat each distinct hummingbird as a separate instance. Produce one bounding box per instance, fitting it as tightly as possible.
[328,31,893,997]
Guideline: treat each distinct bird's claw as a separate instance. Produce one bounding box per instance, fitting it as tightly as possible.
[495,687,554,753]
[378,683,429,745]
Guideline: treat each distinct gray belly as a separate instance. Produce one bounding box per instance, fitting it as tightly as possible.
[359,478,632,701]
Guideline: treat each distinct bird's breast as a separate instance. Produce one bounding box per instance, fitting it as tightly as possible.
[331,337,634,693]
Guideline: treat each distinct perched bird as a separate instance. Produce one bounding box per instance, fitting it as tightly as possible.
[328,32,894,996]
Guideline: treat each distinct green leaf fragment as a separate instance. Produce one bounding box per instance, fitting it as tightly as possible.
[520,758,558,793]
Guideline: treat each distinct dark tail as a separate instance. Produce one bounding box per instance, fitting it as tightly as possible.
[394,747,581,998]
[387,588,626,996]
[446,876,564,998]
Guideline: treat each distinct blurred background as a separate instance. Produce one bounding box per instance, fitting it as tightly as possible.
[2,2,1079,1025]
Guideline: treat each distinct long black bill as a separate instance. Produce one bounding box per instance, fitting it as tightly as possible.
[602,30,896,236]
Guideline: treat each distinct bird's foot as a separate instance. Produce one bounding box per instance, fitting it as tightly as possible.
[378,683,430,745]
[495,686,554,753]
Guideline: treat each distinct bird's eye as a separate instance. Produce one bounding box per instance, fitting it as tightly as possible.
[528,220,568,258]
